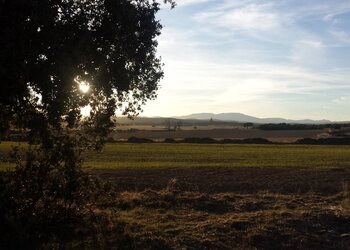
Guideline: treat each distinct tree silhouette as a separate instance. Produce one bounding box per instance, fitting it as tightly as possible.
[0,0,174,140]
[0,0,174,247]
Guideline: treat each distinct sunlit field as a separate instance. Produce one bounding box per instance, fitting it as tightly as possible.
[1,142,350,169]
[1,141,350,248]
[3,0,350,248]
[88,143,350,169]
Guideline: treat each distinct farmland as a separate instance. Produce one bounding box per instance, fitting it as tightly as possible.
[112,128,326,142]
[1,142,350,248]
[2,142,350,170]
[88,143,350,169]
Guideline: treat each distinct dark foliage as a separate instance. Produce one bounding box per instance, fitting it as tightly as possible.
[127,136,154,143]
[296,137,350,145]
[0,137,100,248]
[244,138,272,144]
[0,0,174,247]
[178,137,272,144]
[259,123,345,130]
[0,0,174,140]
[181,137,218,144]
[164,138,177,143]
[221,138,272,144]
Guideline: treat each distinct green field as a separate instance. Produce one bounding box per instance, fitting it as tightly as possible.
[1,142,350,169]
[1,141,350,249]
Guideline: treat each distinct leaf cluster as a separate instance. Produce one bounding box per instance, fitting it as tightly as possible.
[0,134,117,248]
[0,0,173,137]
[0,0,174,247]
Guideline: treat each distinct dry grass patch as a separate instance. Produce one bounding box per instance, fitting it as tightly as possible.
[87,189,350,249]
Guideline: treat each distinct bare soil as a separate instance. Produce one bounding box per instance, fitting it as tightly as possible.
[95,166,350,195]
[90,167,350,249]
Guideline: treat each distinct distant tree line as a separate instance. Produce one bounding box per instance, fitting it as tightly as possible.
[126,136,350,145]
[258,123,348,130]
[127,136,272,144]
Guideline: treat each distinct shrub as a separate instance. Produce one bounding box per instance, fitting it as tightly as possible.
[241,138,272,144]
[0,135,106,248]
[221,138,272,144]
[296,137,350,145]
[181,137,218,144]
[127,137,154,143]
[164,138,177,143]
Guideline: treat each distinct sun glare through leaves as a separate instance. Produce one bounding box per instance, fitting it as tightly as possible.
[79,81,90,94]
[80,105,91,117]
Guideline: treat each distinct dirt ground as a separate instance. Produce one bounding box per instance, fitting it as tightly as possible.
[91,167,350,249]
[95,166,350,195]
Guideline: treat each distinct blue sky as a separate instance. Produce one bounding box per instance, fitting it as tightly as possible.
[142,0,350,121]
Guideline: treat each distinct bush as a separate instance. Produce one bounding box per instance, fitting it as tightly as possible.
[221,138,272,144]
[221,139,242,144]
[164,138,177,143]
[105,137,116,143]
[5,132,28,142]
[0,135,104,248]
[296,137,350,145]
[241,138,272,144]
[181,137,218,144]
[127,137,154,143]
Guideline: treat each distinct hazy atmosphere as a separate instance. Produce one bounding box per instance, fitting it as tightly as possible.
[2,1,350,248]
[143,0,350,121]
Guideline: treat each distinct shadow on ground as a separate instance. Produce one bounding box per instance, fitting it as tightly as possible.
[89,167,350,249]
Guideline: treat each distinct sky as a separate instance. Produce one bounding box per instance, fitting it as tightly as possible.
[142,0,350,121]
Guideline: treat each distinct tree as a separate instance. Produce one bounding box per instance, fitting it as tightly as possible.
[175,119,182,130]
[0,0,174,141]
[0,0,174,247]
[165,119,172,131]
[243,122,254,129]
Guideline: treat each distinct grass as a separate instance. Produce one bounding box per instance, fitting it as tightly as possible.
[87,143,350,169]
[1,141,350,248]
[1,142,350,169]
[94,190,350,249]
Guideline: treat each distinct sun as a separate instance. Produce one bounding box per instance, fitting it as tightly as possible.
[80,105,91,117]
[79,81,90,93]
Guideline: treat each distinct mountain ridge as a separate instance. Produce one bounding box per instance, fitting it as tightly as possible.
[174,112,334,124]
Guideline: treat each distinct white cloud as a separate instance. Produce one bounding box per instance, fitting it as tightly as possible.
[281,0,350,21]
[289,38,328,67]
[301,40,325,49]
[323,7,350,22]
[333,96,349,104]
[175,0,211,6]
[159,60,350,100]
[144,58,350,119]
[329,30,350,46]
[195,3,279,31]
[149,0,350,120]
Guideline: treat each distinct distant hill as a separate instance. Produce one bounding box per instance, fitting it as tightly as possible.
[114,116,241,126]
[175,112,333,124]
